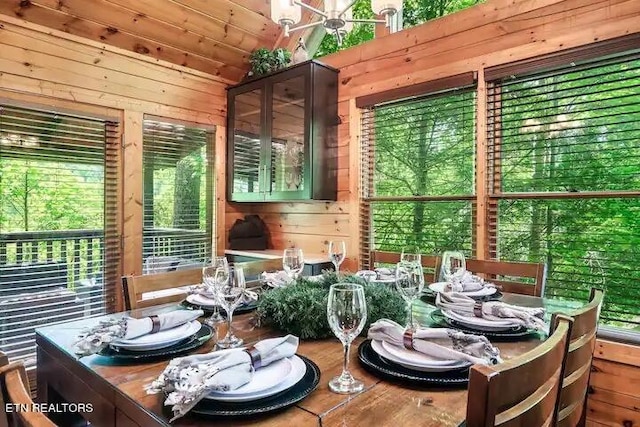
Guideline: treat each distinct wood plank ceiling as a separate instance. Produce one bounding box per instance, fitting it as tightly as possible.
[0,0,288,83]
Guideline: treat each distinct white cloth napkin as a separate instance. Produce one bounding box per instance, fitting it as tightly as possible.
[73,310,203,356]
[146,335,299,421]
[261,270,292,287]
[446,270,496,292]
[375,267,395,280]
[436,292,546,330]
[368,319,499,365]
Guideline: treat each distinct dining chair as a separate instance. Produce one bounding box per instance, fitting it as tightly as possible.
[369,251,441,283]
[122,268,203,310]
[553,288,604,427]
[462,258,547,297]
[0,361,56,427]
[465,315,574,427]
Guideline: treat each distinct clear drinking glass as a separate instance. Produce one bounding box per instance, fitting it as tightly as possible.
[395,262,425,329]
[328,241,346,274]
[440,251,467,282]
[216,265,246,349]
[283,248,304,280]
[327,283,367,394]
[400,246,421,266]
[203,256,228,325]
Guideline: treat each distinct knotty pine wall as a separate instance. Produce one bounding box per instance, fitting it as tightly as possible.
[0,14,229,309]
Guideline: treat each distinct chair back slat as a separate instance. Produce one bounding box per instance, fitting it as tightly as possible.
[369,251,440,283]
[122,268,203,310]
[0,362,56,427]
[554,288,604,427]
[466,316,573,427]
[464,258,547,297]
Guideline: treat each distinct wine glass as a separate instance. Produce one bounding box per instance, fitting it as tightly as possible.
[216,265,246,349]
[329,241,346,274]
[395,262,425,329]
[202,257,228,326]
[283,248,304,280]
[400,246,421,266]
[439,251,467,282]
[327,283,367,394]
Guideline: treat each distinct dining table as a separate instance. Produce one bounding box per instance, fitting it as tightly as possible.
[35,292,581,427]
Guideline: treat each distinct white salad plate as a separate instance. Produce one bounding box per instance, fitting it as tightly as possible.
[371,340,470,372]
[112,320,201,351]
[428,282,497,297]
[441,309,519,331]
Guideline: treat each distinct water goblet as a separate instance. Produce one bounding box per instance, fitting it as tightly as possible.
[205,256,228,324]
[283,248,304,281]
[395,262,425,330]
[329,241,346,274]
[440,251,467,282]
[216,265,246,349]
[327,283,368,394]
[202,263,227,327]
[400,246,421,266]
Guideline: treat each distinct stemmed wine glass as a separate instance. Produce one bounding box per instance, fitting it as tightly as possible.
[328,241,346,274]
[283,248,304,281]
[395,262,425,330]
[327,283,367,394]
[216,265,246,349]
[400,246,421,266]
[439,251,467,282]
[202,257,228,326]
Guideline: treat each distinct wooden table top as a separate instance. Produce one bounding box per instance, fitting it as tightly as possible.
[35,294,578,427]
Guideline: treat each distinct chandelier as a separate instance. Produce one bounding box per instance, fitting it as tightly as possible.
[270,0,402,44]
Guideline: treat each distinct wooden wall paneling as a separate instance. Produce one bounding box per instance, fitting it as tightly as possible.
[122,111,144,277]
[346,99,361,271]
[215,126,227,257]
[475,68,488,260]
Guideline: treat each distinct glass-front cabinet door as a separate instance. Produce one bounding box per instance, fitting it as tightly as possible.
[266,72,309,200]
[230,88,265,201]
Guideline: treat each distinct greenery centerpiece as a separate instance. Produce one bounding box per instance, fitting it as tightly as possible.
[248,47,292,78]
[256,271,407,339]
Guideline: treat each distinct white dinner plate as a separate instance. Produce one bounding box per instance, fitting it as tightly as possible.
[186,293,219,307]
[441,309,519,331]
[205,355,306,402]
[428,282,497,297]
[380,341,461,367]
[371,340,470,372]
[112,320,202,351]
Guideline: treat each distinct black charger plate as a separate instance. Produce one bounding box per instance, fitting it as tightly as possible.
[181,298,258,315]
[358,340,469,387]
[186,355,320,418]
[430,310,541,341]
[98,324,213,362]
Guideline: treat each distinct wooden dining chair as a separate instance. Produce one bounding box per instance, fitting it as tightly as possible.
[122,268,203,310]
[0,361,56,427]
[369,251,441,283]
[553,288,604,427]
[462,258,547,297]
[465,315,574,427]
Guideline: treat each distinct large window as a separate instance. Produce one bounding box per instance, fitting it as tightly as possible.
[487,51,640,331]
[142,119,214,274]
[0,104,120,365]
[361,84,476,265]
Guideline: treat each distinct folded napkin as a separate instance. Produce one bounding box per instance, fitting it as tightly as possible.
[436,292,546,330]
[447,270,496,292]
[368,319,499,365]
[261,270,292,287]
[375,267,395,280]
[73,310,203,356]
[146,335,299,421]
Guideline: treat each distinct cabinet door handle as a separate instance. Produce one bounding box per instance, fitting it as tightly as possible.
[262,164,269,195]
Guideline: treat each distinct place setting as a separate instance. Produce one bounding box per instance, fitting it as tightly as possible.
[73,309,214,363]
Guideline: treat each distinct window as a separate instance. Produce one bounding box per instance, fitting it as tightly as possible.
[0,104,120,366]
[142,119,214,274]
[487,51,640,330]
[360,83,477,266]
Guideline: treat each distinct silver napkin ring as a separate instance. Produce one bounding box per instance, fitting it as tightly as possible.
[473,302,484,318]
[403,329,414,350]
[245,346,262,369]
[149,315,161,333]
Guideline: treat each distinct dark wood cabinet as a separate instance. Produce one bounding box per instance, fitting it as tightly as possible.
[227,60,338,202]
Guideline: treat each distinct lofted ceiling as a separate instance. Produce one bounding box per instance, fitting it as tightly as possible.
[0,0,323,83]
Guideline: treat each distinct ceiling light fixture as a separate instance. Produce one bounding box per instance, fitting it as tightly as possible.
[271,0,402,45]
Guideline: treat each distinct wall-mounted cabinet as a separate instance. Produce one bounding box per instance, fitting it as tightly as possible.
[227,60,338,202]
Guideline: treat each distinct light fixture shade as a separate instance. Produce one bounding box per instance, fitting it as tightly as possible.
[325,7,353,34]
[271,0,301,25]
[371,0,401,15]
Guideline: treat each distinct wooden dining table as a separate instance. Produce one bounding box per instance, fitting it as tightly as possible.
[35,293,577,427]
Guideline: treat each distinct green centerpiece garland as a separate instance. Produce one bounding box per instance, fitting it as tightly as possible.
[256,272,407,339]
